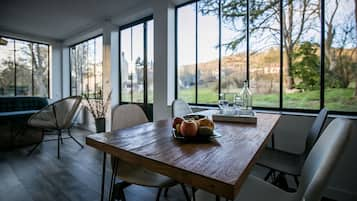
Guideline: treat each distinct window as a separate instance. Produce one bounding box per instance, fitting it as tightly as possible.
[70,36,103,98]
[176,0,357,114]
[120,17,154,105]
[0,36,49,97]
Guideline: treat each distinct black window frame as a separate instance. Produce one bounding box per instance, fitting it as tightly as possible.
[0,35,50,98]
[119,15,154,119]
[174,0,356,116]
[69,34,103,99]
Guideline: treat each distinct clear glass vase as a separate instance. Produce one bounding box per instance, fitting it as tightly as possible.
[239,80,252,112]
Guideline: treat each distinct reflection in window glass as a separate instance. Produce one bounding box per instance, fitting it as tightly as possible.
[325,0,357,112]
[0,37,49,97]
[70,35,103,99]
[177,3,196,103]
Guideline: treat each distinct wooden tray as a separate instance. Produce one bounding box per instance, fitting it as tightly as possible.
[212,111,257,123]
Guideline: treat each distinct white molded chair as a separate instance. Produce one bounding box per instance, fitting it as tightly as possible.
[110,104,190,201]
[172,99,192,117]
[195,118,352,201]
[27,96,83,159]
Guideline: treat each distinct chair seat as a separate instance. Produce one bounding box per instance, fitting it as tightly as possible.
[257,147,303,176]
[195,175,295,201]
[116,160,177,188]
[28,109,57,129]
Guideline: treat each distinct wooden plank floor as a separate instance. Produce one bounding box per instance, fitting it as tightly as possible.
[0,128,335,201]
[0,128,190,201]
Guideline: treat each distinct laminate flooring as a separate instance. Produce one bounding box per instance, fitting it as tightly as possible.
[0,128,335,201]
[0,128,189,201]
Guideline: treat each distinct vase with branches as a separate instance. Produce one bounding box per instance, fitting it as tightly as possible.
[83,90,112,132]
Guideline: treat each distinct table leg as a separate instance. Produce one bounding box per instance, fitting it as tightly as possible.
[101,152,106,201]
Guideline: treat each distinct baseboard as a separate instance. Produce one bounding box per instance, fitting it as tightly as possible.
[324,186,357,201]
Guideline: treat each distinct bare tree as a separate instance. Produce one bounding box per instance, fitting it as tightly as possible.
[199,0,319,89]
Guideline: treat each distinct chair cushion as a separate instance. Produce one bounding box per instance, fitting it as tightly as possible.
[195,175,295,201]
[115,160,177,188]
[256,147,303,176]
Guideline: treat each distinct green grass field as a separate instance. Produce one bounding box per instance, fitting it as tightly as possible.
[179,86,357,112]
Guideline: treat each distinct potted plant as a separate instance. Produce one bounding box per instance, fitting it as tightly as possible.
[83,90,112,133]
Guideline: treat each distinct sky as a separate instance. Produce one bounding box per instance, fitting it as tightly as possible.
[176,0,357,66]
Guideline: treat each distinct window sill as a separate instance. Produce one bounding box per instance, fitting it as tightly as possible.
[189,105,357,120]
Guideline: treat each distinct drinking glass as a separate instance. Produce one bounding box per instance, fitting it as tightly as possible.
[234,95,243,114]
[218,93,229,114]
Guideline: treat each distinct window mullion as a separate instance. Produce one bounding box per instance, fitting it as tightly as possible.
[195,0,198,104]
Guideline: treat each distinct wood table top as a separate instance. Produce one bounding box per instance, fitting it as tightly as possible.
[86,110,280,199]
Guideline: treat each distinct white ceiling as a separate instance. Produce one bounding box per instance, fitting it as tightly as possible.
[0,0,147,41]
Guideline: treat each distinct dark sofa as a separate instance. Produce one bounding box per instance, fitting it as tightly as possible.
[0,96,48,150]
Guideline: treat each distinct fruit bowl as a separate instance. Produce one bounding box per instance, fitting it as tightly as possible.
[183,114,206,120]
[172,128,221,142]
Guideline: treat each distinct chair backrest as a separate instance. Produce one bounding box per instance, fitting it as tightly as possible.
[111,104,148,131]
[53,96,82,129]
[172,99,192,118]
[304,108,328,157]
[296,118,352,201]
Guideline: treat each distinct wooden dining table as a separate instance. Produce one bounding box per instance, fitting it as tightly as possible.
[86,110,281,201]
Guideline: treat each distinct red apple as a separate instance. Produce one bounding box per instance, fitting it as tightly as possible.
[172,117,184,129]
[180,120,198,137]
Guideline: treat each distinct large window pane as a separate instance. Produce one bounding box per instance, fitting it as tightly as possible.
[95,37,103,99]
[33,44,49,96]
[177,3,196,103]
[15,41,32,96]
[282,0,321,109]
[197,1,219,104]
[120,29,132,102]
[0,37,49,97]
[249,0,280,108]
[0,38,15,96]
[325,0,357,112]
[147,20,154,103]
[70,35,103,98]
[221,0,247,97]
[132,24,144,103]
[120,19,153,104]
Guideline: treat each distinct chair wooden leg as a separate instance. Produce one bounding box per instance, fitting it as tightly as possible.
[180,184,190,201]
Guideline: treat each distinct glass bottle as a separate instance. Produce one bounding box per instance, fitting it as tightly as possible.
[239,80,252,111]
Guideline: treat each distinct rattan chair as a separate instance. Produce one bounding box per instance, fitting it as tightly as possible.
[27,96,83,159]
